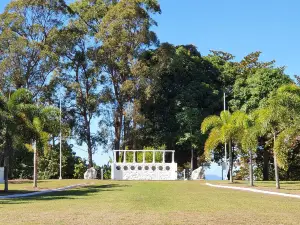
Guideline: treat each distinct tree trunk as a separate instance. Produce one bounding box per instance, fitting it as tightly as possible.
[4,131,11,192]
[273,134,280,189]
[229,140,233,183]
[4,157,8,192]
[83,111,93,168]
[33,142,37,188]
[114,105,123,161]
[261,137,269,181]
[224,142,227,179]
[87,141,93,168]
[132,103,137,150]
[122,115,131,150]
[86,127,93,168]
[191,147,194,171]
[249,149,254,186]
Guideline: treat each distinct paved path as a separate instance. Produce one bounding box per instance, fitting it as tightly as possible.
[0,184,86,199]
[206,183,300,199]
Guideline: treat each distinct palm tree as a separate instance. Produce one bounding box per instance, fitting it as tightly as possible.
[7,89,60,188]
[233,111,260,186]
[254,84,300,189]
[201,111,240,183]
[273,85,300,172]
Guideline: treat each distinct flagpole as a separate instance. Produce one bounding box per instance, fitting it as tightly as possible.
[59,93,62,180]
[224,92,227,180]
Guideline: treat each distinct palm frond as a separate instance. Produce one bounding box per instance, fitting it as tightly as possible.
[204,127,222,159]
[201,115,222,134]
[241,128,257,151]
[220,111,231,124]
[274,128,297,170]
[231,111,248,128]
[252,108,274,134]
[7,88,33,111]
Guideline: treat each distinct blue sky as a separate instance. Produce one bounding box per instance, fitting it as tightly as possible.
[1,0,300,165]
[154,0,300,77]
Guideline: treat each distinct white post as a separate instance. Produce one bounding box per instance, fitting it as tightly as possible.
[114,151,117,163]
[143,151,145,163]
[162,151,165,163]
[191,148,194,171]
[153,151,155,163]
[33,141,37,188]
[123,151,126,163]
[101,168,103,180]
[183,169,186,180]
[133,151,136,163]
[224,92,227,180]
[59,94,62,180]
[172,151,175,163]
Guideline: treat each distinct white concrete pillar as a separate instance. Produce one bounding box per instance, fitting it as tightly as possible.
[143,151,145,163]
[153,151,155,163]
[123,151,126,163]
[162,151,165,163]
[172,151,175,163]
[114,151,117,163]
[133,151,136,163]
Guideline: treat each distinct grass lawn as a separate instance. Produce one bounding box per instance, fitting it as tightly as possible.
[1,180,300,225]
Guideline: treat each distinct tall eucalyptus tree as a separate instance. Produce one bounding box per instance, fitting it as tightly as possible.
[0,0,66,97]
[97,0,161,151]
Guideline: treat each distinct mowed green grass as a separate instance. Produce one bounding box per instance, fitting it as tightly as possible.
[1,180,300,225]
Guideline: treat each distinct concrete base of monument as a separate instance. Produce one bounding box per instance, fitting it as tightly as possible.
[111,150,178,181]
[111,163,178,180]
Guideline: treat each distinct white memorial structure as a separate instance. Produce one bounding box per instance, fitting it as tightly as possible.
[111,150,177,180]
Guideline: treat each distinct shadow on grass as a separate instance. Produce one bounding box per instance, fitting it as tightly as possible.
[8,180,48,184]
[0,190,36,196]
[0,184,129,205]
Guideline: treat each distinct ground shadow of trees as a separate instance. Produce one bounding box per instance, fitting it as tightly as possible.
[0,184,129,205]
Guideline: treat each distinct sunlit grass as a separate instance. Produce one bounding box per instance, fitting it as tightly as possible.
[0,180,300,225]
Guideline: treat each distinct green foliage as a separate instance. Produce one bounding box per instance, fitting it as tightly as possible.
[119,145,165,163]
[230,68,291,112]
[38,149,59,179]
[253,84,300,171]
[201,111,241,158]
[254,167,263,181]
[38,142,81,180]
[10,146,33,179]
[73,158,87,179]
[0,0,64,95]
[137,44,222,165]
[102,163,111,180]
